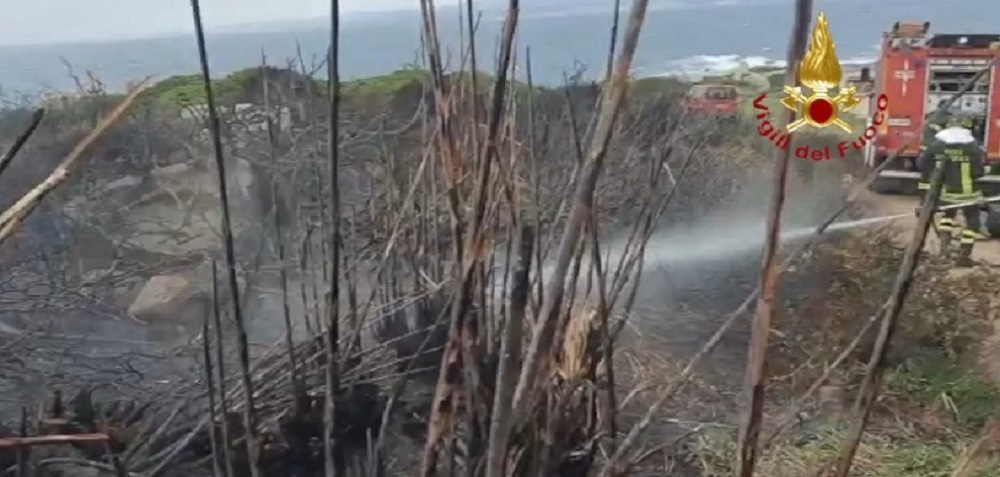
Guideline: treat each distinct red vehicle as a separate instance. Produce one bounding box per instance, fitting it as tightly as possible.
[867,21,1000,198]
[682,80,740,117]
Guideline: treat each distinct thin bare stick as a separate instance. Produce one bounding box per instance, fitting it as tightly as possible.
[485,225,534,477]
[524,47,545,315]
[949,419,1000,477]
[604,0,622,82]
[187,1,259,475]
[420,0,521,470]
[0,434,108,448]
[762,308,882,449]
[465,0,481,157]
[16,408,27,477]
[299,227,315,336]
[834,161,945,476]
[0,108,44,181]
[512,0,651,417]
[111,456,129,477]
[0,83,149,245]
[325,0,343,474]
[201,306,222,477]
[735,1,811,475]
[261,52,303,403]
[211,262,235,477]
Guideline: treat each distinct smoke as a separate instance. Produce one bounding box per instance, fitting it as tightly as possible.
[635,162,852,268]
[584,159,859,381]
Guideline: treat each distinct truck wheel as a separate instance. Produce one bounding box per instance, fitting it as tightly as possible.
[985,205,1000,238]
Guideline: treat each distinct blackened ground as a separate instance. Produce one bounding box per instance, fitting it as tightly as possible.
[622,159,859,405]
[629,230,845,387]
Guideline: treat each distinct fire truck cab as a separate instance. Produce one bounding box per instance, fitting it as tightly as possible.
[868,21,1000,201]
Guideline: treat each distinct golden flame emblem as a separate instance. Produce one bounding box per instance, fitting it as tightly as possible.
[780,12,860,132]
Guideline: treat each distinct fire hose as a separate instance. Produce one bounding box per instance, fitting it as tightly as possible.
[913,194,1000,215]
[936,194,1000,211]
[912,194,1000,240]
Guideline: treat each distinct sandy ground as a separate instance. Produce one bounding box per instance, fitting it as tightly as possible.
[852,187,1000,267]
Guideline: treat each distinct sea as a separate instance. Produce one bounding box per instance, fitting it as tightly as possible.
[0,0,998,97]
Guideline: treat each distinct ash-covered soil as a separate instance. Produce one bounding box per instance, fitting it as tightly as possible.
[626,164,856,379]
[623,225,853,411]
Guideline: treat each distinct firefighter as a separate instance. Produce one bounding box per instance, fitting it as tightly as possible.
[917,102,952,193]
[921,119,986,267]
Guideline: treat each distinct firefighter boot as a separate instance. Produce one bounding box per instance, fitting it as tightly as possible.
[955,230,977,267]
[937,215,956,255]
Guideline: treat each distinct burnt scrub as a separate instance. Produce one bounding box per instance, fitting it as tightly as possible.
[686,230,1000,477]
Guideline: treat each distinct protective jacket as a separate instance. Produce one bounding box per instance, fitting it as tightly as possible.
[917,127,984,202]
[917,115,949,191]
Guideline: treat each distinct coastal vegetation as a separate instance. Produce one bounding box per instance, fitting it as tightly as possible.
[0,1,997,476]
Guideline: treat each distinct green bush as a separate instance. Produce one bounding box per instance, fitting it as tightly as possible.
[142,68,269,110]
[887,354,999,430]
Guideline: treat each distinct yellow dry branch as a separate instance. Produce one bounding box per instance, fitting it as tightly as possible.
[0,78,153,247]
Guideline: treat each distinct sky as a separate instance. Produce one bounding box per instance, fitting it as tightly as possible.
[0,0,467,45]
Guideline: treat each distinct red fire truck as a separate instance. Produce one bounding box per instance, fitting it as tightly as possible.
[682,78,740,117]
[865,21,1000,235]
[867,22,1000,190]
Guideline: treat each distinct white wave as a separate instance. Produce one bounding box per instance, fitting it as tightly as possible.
[651,53,876,80]
[516,0,727,20]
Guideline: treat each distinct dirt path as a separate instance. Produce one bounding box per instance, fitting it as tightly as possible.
[852,187,1000,267]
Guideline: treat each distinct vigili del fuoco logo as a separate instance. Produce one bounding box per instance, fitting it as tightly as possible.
[753,12,889,161]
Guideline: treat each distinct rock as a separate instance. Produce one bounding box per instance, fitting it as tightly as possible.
[121,159,255,257]
[128,273,209,323]
[103,174,143,192]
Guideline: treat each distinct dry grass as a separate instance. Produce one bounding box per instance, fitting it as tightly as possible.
[676,229,1000,477]
[977,293,1000,388]
[694,425,1000,477]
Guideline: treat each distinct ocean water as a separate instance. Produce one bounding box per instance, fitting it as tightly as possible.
[0,0,997,95]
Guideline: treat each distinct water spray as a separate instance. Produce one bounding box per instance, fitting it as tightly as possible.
[779,193,1000,244]
[533,194,1000,273]
[642,198,973,267]
[635,212,914,268]
[777,213,912,242]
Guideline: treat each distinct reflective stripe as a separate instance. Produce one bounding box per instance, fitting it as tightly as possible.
[918,182,930,190]
[943,194,983,201]
[961,162,973,195]
[878,170,921,179]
